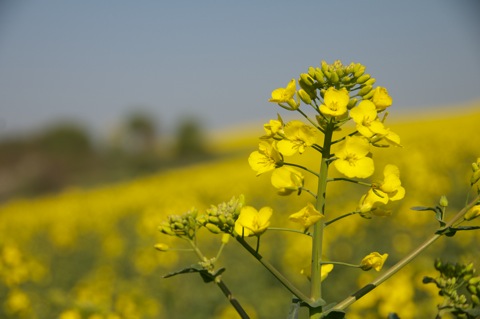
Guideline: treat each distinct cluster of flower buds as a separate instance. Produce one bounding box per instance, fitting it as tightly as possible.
[423,259,480,315]
[297,60,376,108]
[158,209,198,240]
[196,195,245,234]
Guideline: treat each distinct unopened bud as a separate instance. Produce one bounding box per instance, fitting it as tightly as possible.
[439,195,449,207]
[300,73,314,87]
[314,68,325,84]
[205,223,222,234]
[468,276,480,285]
[298,89,312,104]
[472,294,480,306]
[358,85,373,96]
[356,74,371,84]
[221,234,230,244]
[154,243,169,252]
[307,66,316,77]
[354,64,366,77]
[328,71,339,84]
[467,284,478,295]
[365,78,376,86]
[347,98,358,110]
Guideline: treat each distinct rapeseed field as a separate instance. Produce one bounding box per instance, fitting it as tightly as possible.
[1,105,479,318]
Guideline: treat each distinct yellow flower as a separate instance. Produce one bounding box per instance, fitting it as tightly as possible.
[263,118,283,138]
[371,87,393,111]
[378,164,405,201]
[248,141,283,176]
[334,136,374,178]
[276,120,318,156]
[360,252,388,271]
[234,206,272,237]
[357,189,389,214]
[271,166,304,195]
[465,205,480,221]
[319,87,349,117]
[269,79,298,109]
[289,203,324,230]
[350,100,388,138]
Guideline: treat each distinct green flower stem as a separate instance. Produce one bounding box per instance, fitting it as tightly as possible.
[234,235,313,306]
[297,108,325,133]
[327,177,372,187]
[268,227,312,237]
[301,187,318,199]
[215,241,227,262]
[187,238,207,262]
[214,277,250,319]
[329,193,480,314]
[310,121,335,319]
[325,211,359,227]
[284,162,320,178]
[331,130,358,145]
[321,261,361,268]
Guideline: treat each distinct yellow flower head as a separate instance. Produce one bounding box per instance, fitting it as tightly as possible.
[276,120,318,156]
[334,136,374,178]
[248,141,283,176]
[350,100,388,138]
[465,205,480,221]
[319,87,349,117]
[379,164,405,201]
[289,203,324,230]
[371,87,393,111]
[263,118,284,138]
[269,79,298,109]
[234,206,272,237]
[357,189,389,214]
[271,166,304,195]
[360,252,388,271]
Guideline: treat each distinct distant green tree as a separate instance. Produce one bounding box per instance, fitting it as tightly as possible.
[174,117,208,159]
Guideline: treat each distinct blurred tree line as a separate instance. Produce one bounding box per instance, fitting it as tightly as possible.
[0,111,211,202]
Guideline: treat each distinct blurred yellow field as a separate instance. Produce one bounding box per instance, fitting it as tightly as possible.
[1,105,479,319]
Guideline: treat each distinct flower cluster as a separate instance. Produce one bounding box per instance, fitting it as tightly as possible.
[159,209,198,240]
[197,195,245,234]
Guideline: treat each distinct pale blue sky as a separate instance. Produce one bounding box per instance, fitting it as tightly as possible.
[0,0,479,138]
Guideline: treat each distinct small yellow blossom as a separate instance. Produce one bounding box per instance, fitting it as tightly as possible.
[271,166,304,195]
[334,136,374,178]
[350,100,388,138]
[371,87,393,111]
[269,79,298,109]
[154,243,169,252]
[248,141,283,176]
[288,203,324,230]
[360,252,388,271]
[263,118,283,138]
[357,189,389,214]
[319,87,350,117]
[465,205,480,221]
[234,206,272,237]
[379,164,405,201]
[276,120,318,156]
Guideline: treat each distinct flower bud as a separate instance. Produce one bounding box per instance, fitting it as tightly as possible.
[468,276,480,285]
[354,64,366,77]
[467,284,478,295]
[300,73,314,87]
[439,195,449,208]
[308,66,316,77]
[208,216,220,224]
[465,205,480,221]
[314,68,326,84]
[362,90,375,100]
[321,60,329,73]
[358,85,373,96]
[205,223,222,234]
[154,243,169,252]
[298,89,312,104]
[347,98,358,109]
[329,71,339,84]
[221,234,230,244]
[365,78,376,86]
[356,74,371,84]
[472,294,480,306]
